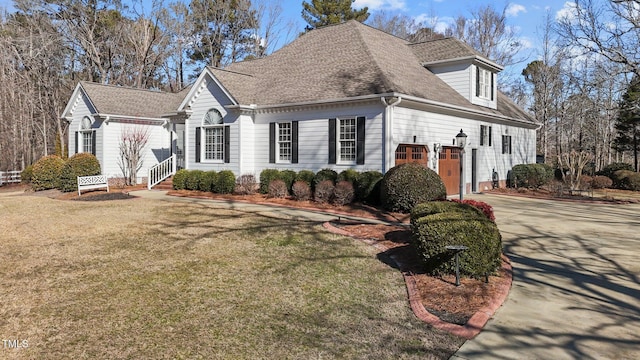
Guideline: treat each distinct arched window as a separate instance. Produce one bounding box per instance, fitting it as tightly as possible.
[202,109,224,161]
[79,116,94,154]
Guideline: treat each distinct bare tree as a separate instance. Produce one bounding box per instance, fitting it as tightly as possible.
[556,0,640,77]
[447,4,525,67]
[118,126,150,185]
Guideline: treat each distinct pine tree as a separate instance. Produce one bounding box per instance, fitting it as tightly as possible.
[301,0,369,32]
[613,76,640,171]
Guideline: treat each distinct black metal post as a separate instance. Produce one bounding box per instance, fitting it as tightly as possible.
[454,251,461,286]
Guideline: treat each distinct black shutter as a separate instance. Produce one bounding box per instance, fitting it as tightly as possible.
[224,126,230,163]
[356,116,365,165]
[195,127,201,163]
[476,67,480,97]
[292,121,299,164]
[75,132,79,153]
[91,131,96,155]
[509,136,512,154]
[489,126,492,146]
[269,123,275,163]
[328,118,336,164]
[480,126,485,146]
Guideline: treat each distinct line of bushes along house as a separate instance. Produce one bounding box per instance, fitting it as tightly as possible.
[510,162,640,191]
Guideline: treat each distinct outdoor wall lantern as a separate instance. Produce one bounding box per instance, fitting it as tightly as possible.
[455,129,467,200]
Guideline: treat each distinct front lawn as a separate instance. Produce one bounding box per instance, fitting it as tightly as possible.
[0,193,463,359]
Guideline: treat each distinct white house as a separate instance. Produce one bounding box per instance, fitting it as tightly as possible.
[62,20,538,195]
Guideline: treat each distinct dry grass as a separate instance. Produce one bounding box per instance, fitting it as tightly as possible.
[0,192,463,359]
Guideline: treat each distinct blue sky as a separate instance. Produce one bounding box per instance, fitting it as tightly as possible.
[0,0,579,73]
[283,1,577,69]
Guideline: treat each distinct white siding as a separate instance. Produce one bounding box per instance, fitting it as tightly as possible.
[428,63,472,102]
[253,104,385,176]
[185,76,240,174]
[392,106,536,193]
[67,92,97,157]
[102,121,170,182]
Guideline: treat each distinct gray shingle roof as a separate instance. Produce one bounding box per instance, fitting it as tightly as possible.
[80,82,186,118]
[214,20,532,123]
[409,37,486,64]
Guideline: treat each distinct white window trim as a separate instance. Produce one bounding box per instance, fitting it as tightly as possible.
[202,108,224,163]
[80,116,93,154]
[276,122,292,163]
[477,67,492,100]
[337,116,357,165]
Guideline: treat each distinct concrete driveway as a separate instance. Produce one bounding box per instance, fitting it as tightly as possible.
[452,194,640,360]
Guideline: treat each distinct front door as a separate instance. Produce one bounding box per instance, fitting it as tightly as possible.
[175,124,185,170]
[438,147,460,196]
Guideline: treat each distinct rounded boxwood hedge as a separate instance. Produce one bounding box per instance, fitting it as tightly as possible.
[295,170,315,186]
[354,170,383,204]
[313,168,337,187]
[59,153,102,192]
[185,170,204,190]
[31,155,65,191]
[280,170,297,191]
[21,165,34,184]
[200,171,218,192]
[172,169,189,190]
[411,201,502,276]
[259,169,281,194]
[214,170,236,194]
[337,169,359,184]
[381,163,446,213]
[511,163,554,189]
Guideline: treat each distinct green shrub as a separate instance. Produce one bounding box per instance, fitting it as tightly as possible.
[354,171,383,204]
[612,170,640,191]
[411,202,502,276]
[185,170,204,190]
[511,163,554,189]
[200,171,218,192]
[337,169,359,184]
[410,201,484,223]
[597,162,634,181]
[313,169,338,188]
[21,165,33,184]
[58,153,102,192]
[280,170,297,191]
[295,170,315,186]
[214,170,236,194]
[259,169,281,194]
[333,180,355,206]
[31,155,65,191]
[381,163,446,213]
[172,169,189,190]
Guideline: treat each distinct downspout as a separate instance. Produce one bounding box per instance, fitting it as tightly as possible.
[381,96,402,173]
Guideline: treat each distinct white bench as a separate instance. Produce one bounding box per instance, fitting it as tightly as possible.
[77,175,110,195]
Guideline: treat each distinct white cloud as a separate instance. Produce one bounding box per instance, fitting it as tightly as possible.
[353,0,406,11]
[556,1,578,21]
[506,4,527,17]
[414,15,454,34]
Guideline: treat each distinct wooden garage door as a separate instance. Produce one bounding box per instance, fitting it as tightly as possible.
[395,144,429,167]
[438,147,460,196]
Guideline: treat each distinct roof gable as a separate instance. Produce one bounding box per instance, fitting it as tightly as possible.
[410,37,503,71]
[177,68,239,111]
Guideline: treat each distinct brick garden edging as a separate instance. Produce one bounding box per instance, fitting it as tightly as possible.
[322,221,513,340]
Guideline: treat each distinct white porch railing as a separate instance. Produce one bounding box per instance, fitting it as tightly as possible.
[0,170,21,185]
[147,155,176,190]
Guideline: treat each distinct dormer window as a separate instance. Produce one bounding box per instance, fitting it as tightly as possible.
[476,67,494,100]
